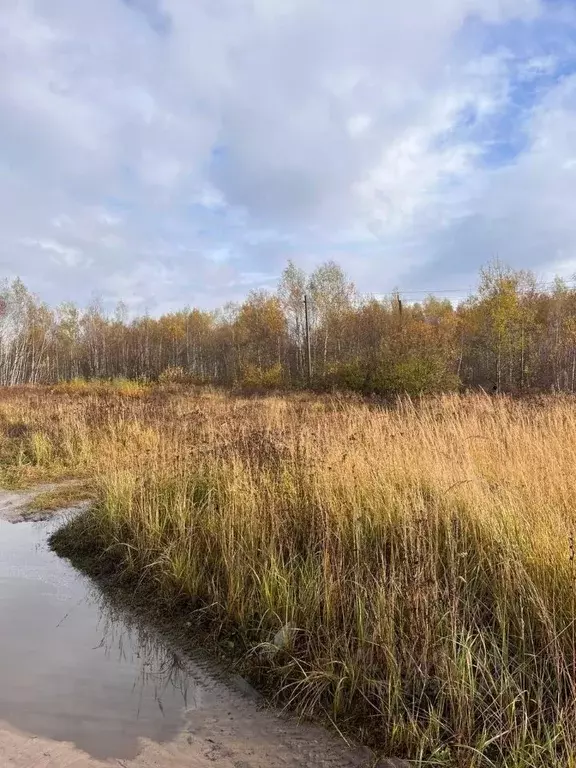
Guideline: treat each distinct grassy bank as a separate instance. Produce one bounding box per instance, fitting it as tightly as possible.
[2,385,576,766]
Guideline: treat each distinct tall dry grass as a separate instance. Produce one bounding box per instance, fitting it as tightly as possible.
[3,387,576,765]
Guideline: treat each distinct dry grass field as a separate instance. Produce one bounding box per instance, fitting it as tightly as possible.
[2,383,576,766]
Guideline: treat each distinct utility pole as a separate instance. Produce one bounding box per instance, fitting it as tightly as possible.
[395,291,403,318]
[304,294,312,386]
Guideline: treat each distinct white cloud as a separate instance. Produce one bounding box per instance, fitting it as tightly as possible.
[18,238,88,268]
[0,0,574,309]
[394,70,576,290]
[347,114,372,138]
[519,55,559,80]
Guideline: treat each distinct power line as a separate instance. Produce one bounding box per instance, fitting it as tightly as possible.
[394,288,472,295]
[385,277,576,298]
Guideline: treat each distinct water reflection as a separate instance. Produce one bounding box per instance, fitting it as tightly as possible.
[94,597,201,714]
[0,516,206,760]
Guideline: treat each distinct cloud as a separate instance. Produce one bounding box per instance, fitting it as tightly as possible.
[0,0,574,311]
[410,69,576,289]
[18,238,88,268]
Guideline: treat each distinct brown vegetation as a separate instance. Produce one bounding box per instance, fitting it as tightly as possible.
[3,260,576,396]
[25,480,95,513]
[1,384,576,765]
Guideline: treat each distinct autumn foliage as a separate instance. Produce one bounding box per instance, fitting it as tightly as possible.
[1,260,576,395]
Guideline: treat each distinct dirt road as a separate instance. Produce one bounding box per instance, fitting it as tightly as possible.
[0,708,374,768]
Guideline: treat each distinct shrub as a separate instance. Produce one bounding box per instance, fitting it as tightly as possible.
[390,356,461,396]
[325,361,367,392]
[239,363,284,391]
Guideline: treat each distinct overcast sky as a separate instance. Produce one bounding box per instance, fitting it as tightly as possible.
[1,0,576,313]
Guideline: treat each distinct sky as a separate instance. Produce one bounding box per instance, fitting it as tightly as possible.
[1,0,576,314]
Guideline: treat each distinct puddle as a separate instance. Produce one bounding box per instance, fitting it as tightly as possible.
[0,514,206,760]
[0,500,372,768]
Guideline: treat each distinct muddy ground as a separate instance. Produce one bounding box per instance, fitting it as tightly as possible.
[0,486,405,768]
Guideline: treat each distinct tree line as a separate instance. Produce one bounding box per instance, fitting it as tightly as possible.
[1,259,576,394]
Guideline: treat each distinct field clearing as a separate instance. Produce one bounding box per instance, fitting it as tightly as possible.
[2,385,576,766]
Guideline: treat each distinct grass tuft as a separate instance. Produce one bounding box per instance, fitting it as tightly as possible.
[26,481,96,513]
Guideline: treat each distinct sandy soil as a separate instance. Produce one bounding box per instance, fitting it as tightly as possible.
[0,711,408,768]
[0,487,406,768]
[0,484,90,523]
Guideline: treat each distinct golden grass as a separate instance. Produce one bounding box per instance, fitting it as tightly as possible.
[3,387,576,765]
[50,376,151,397]
[26,481,96,512]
